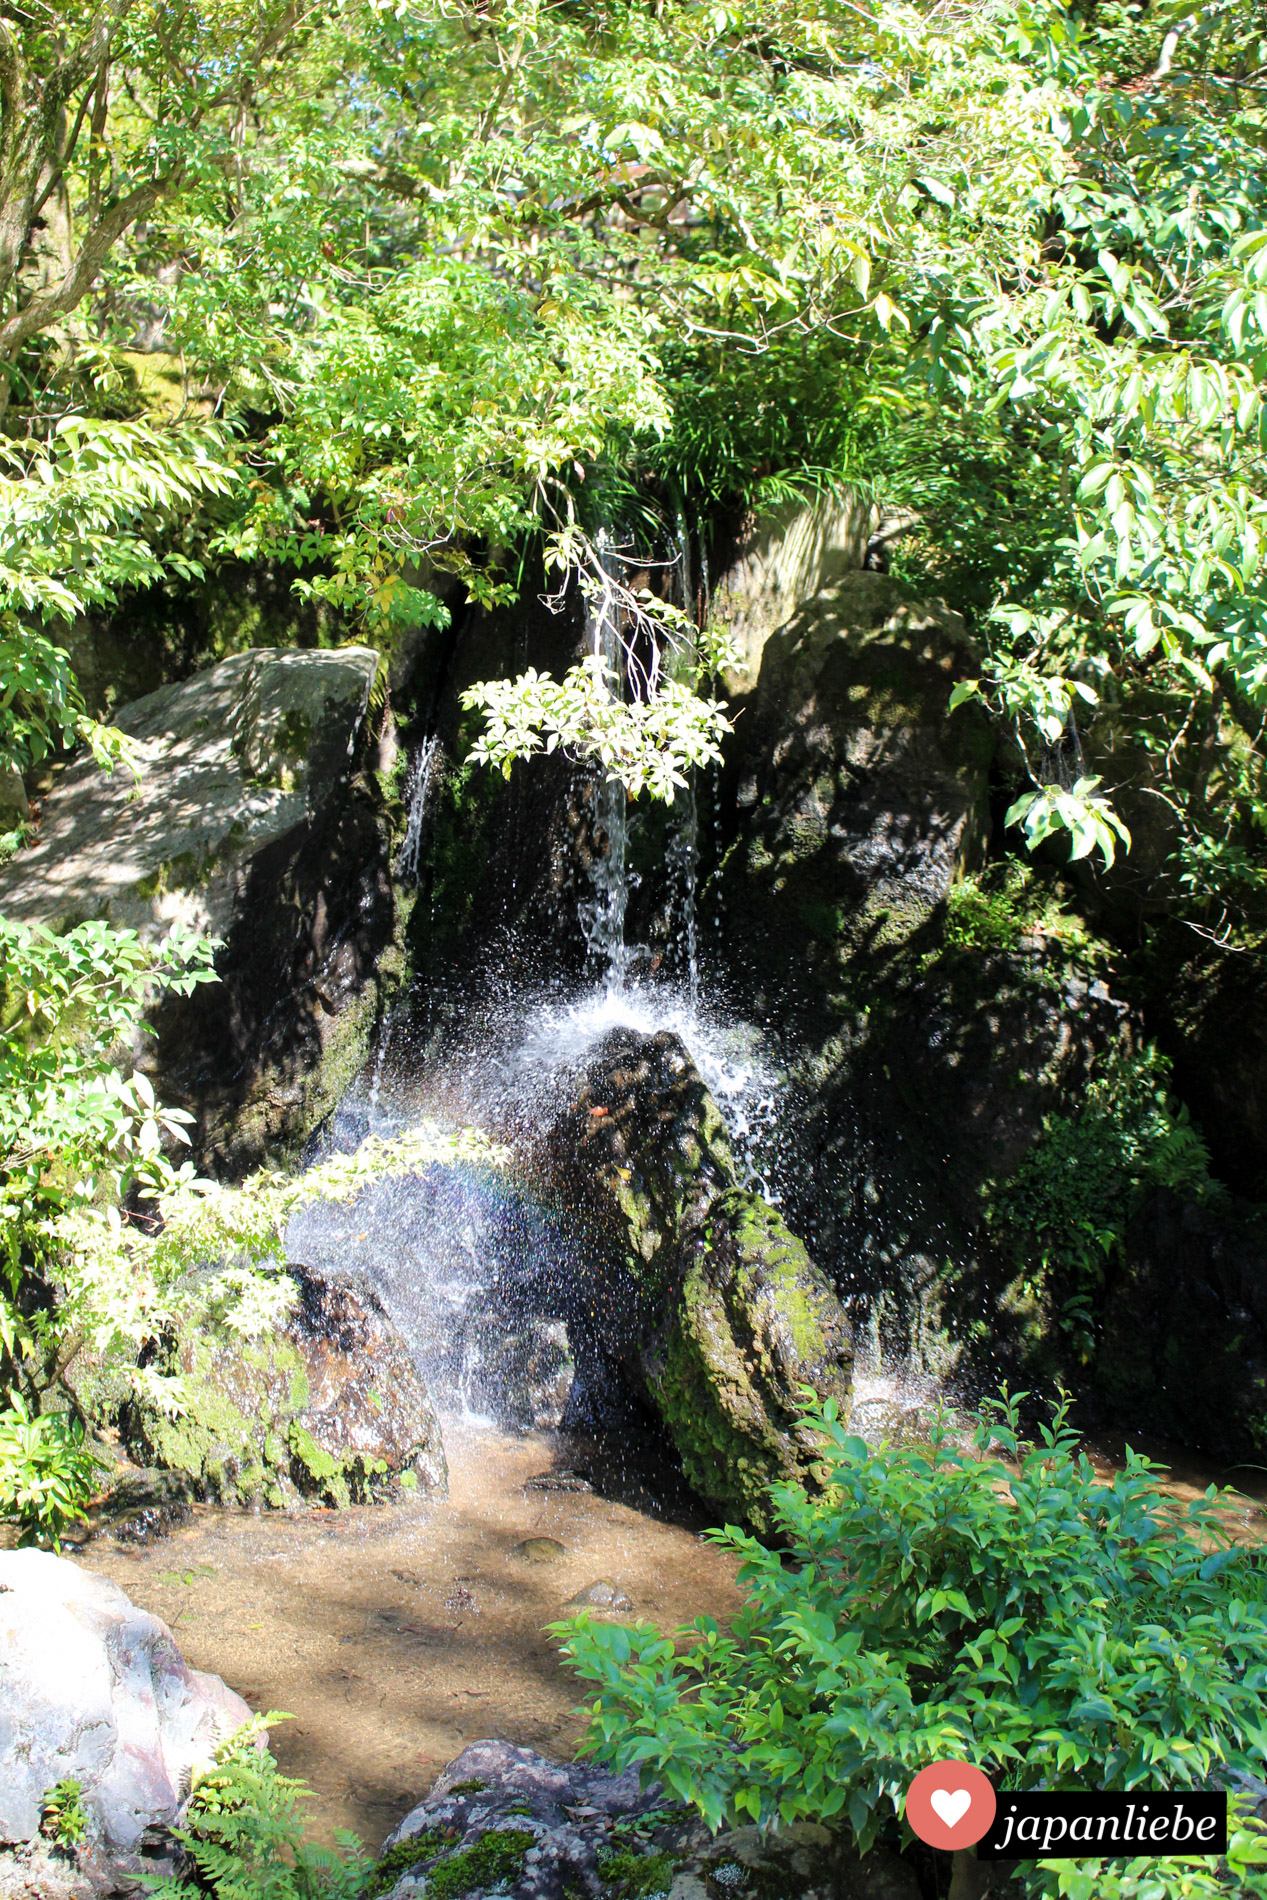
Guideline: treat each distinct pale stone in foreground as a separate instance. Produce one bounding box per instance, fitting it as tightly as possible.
[0,1550,251,1884]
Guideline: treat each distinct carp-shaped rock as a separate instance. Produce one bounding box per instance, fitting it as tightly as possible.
[126,1263,447,1509]
[0,1551,251,1895]
[547,1029,853,1527]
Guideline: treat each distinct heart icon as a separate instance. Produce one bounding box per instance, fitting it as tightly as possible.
[906,1762,995,1849]
[930,1788,973,1828]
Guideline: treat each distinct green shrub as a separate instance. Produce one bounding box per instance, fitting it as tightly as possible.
[145,1720,369,1900]
[0,1396,104,1548]
[942,862,1096,959]
[557,1391,1267,1900]
[989,1043,1221,1357]
[40,1777,90,1850]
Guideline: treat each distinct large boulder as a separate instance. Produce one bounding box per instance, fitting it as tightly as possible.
[702,518,1167,1418]
[545,1029,853,1527]
[0,1551,251,1894]
[719,568,992,1018]
[125,1263,447,1508]
[0,646,402,1173]
[372,1740,920,1900]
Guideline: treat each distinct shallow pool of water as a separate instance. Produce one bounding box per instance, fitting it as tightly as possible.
[78,1419,744,1850]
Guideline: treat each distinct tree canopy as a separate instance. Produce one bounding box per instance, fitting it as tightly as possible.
[0,0,1262,901]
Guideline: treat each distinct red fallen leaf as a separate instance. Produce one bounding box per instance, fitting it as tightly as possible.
[589,1105,608,1117]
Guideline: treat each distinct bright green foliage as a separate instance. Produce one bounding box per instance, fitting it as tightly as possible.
[462,657,731,804]
[146,1720,370,1900]
[53,1121,508,1433]
[557,1392,1267,1899]
[0,917,217,1216]
[0,915,217,1463]
[0,421,236,783]
[942,863,1100,958]
[4,1,1267,842]
[0,1395,103,1548]
[39,1778,91,1850]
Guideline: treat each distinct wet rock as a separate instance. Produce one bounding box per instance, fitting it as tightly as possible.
[94,1468,195,1546]
[460,1314,575,1432]
[524,1469,592,1494]
[511,1538,567,1563]
[564,1579,633,1611]
[0,646,402,1174]
[374,1740,921,1900]
[0,1550,251,1895]
[650,1188,855,1526]
[547,1028,853,1529]
[125,1263,446,1509]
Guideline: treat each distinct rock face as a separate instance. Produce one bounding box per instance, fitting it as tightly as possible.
[459,1315,575,1432]
[126,1263,446,1508]
[720,568,992,1011]
[0,646,401,1173]
[699,518,1168,1413]
[0,1550,251,1893]
[710,492,877,695]
[546,1029,853,1528]
[1141,929,1267,1196]
[374,1740,920,1900]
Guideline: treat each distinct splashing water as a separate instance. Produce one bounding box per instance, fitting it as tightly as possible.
[511,979,781,1187]
[293,525,790,1437]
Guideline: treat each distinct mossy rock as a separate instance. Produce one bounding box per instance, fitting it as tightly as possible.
[649,1190,853,1530]
[545,1029,853,1525]
[125,1264,446,1510]
[372,1826,535,1900]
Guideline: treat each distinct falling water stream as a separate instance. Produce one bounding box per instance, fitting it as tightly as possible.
[77,593,794,1847]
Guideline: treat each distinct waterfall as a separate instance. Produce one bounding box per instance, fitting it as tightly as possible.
[579,533,633,990]
[665,781,699,1006]
[397,734,441,884]
[288,514,786,1439]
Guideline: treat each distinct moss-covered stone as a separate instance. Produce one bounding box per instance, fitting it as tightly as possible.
[546,1029,853,1524]
[125,1264,446,1510]
[648,1191,852,1529]
[377,1827,535,1900]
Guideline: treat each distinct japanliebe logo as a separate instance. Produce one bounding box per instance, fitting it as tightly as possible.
[904,1770,1230,1861]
